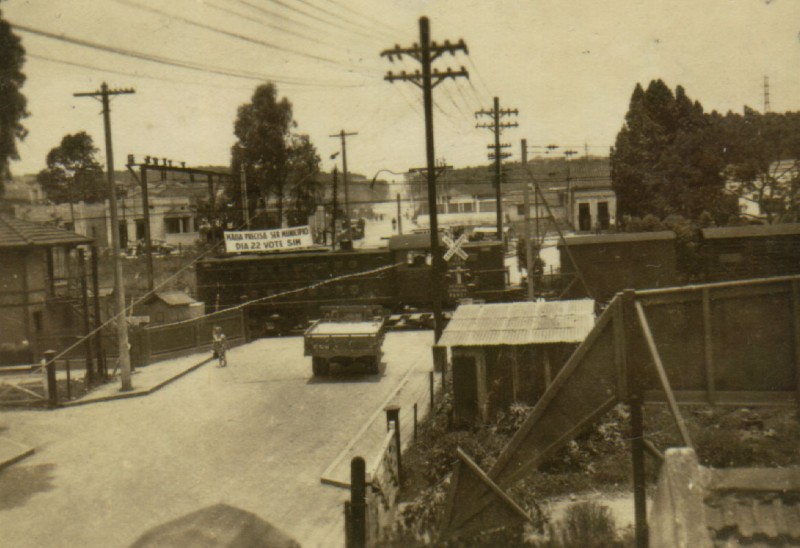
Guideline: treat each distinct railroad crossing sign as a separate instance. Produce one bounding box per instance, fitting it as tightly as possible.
[443,234,469,262]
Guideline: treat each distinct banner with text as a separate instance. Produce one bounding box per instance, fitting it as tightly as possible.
[224,226,313,253]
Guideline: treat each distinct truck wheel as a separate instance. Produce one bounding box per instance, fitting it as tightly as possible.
[366,356,379,374]
[312,357,329,376]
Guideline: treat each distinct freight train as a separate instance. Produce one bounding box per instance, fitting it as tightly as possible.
[196,233,515,336]
[558,223,800,302]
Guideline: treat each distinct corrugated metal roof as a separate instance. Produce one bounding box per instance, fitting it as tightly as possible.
[439,299,595,347]
[705,468,800,543]
[560,231,675,247]
[0,215,92,248]
[702,222,800,240]
[149,291,197,306]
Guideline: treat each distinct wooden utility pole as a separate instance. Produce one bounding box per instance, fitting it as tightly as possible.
[74,82,135,391]
[331,165,339,247]
[330,130,357,240]
[240,163,251,229]
[381,16,469,342]
[477,98,518,242]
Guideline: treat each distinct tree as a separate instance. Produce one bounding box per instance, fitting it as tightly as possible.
[721,108,800,223]
[0,4,28,195]
[230,83,321,228]
[611,80,737,224]
[37,132,106,204]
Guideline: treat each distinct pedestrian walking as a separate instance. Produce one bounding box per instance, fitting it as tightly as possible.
[212,325,229,367]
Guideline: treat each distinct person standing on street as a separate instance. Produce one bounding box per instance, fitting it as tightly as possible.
[212,326,229,367]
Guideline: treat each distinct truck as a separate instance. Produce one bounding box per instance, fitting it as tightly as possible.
[303,306,386,376]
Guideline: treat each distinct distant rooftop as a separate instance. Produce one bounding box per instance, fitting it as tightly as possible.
[0,215,91,249]
[702,222,800,240]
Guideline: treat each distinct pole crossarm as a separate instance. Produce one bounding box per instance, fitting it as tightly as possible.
[380,39,468,63]
[385,67,469,89]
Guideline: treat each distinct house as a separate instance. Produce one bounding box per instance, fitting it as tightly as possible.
[132,291,205,324]
[650,447,800,547]
[438,299,596,424]
[0,215,97,365]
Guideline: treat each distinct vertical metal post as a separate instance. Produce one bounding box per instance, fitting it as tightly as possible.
[623,290,648,548]
[522,139,534,300]
[350,457,366,548]
[78,248,94,383]
[702,288,716,404]
[44,349,58,408]
[396,193,403,234]
[139,165,154,291]
[792,280,800,417]
[90,245,105,380]
[385,405,402,486]
[420,17,444,342]
[240,163,250,229]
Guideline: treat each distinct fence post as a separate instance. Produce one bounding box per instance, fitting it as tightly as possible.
[350,457,366,548]
[385,405,402,486]
[429,371,435,411]
[413,403,418,441]
[44,349,58,408]
[65,358,72,401]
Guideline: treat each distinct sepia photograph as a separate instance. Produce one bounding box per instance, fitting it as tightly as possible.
[1,0,799,546]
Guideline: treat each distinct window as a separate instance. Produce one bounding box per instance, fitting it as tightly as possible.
[578,203,592,231]
[164,217,190,234]
[33,311,43,332]
[516,204,526,216]
[597,202,610,230]
[462,203,474,213]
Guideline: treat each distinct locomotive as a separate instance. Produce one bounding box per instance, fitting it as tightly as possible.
[196,233,514,336]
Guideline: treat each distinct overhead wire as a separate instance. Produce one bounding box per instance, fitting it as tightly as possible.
[291,0,402,42]
[316,0,408,38]
[113,0,378,75]
[260,0,386,45]
[202,0,339,48]
[14,24,363,88]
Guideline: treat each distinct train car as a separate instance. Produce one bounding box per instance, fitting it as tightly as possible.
[700,223,800,282]
[195,234,510,336]
[558,231,678,302]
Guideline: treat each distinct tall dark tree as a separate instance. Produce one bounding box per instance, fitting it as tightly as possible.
[0,4,28,195]
[230,83,320,228]
[37,132,106,203]
[611,80,736,223]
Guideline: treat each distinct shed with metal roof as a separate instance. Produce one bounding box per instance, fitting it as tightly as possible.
[440,299,595,425]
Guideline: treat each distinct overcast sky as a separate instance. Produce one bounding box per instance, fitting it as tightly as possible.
[5,0,800,181]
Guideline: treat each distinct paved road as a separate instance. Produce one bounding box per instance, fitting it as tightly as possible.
[0,331,434,548]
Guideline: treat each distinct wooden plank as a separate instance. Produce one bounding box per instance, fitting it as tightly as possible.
[613,299,627,399]
[793,280,800,415]
[643,389,797,406]
[635,300,694,448]
[702,288,716,404]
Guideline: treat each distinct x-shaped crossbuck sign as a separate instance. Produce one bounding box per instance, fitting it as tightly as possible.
[442,233,469,261]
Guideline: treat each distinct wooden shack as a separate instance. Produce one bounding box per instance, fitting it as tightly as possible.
[701,223,800,282]
[133,291,204,324]
[439,299,595,425]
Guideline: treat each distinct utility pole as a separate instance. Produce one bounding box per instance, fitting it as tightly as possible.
[521,139,534,301]
[381,16,468,342]
[329,130,357,241]
[331,165,339,248]
[564,149,577,228]
[476,97,518,242]
[74,82,135,391]
[764,75,771,113]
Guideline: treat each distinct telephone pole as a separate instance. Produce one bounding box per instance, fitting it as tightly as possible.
[381,17,468,342]
[74,82,135,391]
[329,130,357,240]
[476,97,518,242]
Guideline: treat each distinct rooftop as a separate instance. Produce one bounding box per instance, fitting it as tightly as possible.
[438,299,596,347]
[702,222,800,240]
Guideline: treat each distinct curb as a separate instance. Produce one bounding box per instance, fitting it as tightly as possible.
[0,437,35,472]
[61,356,214,407]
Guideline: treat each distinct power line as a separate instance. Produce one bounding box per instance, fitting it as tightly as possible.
[291,0,400,42]
[202,0,339,48]
[114,0,377,73]
[261,0,385,44]
[14,24,363,87]
[316,0,407,38]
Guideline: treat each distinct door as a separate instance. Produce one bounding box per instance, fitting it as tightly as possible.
[452,353,478,425]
